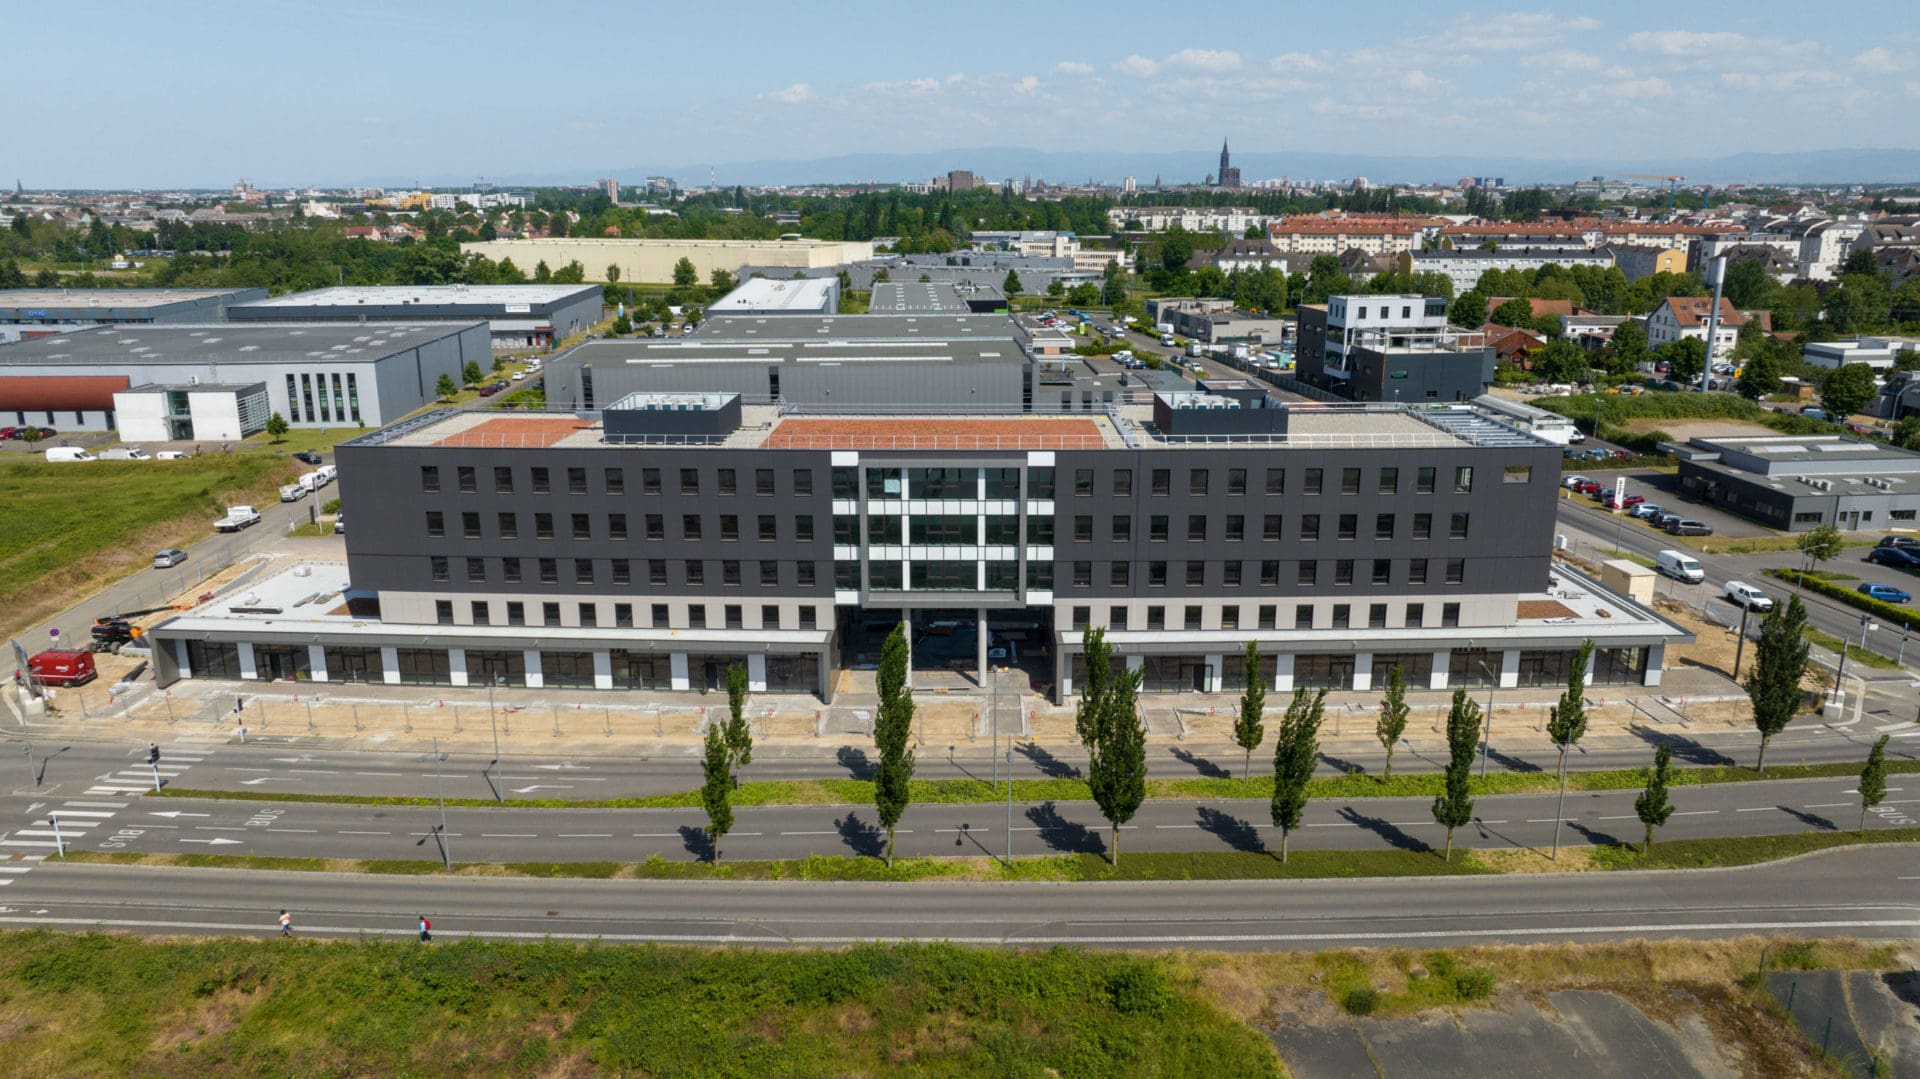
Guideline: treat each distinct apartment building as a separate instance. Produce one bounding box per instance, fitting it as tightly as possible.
[1294,295,1494,403]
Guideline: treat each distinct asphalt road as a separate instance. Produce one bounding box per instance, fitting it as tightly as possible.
[0,846,1913,949]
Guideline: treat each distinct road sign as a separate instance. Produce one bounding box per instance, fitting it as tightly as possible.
[47,628,58,640]
[1612,477,1626,513]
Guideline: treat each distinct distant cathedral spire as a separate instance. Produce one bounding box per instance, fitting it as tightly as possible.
[1220,139,1230,177]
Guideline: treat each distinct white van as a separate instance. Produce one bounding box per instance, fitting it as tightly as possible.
[98,447,152,461]
[316,464,338,484]
[43,447,95,462]
[1656,549,1705,584]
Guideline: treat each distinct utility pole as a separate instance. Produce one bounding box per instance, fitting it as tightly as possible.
[1698,255,1727,394]
[416,738,451,870]
[1733,604,1752,682]
[1006,745,1014,866]
[1477,661,1498,778]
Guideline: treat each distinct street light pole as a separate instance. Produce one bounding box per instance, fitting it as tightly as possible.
[1732,604,1752,682]
[1006,745,1014,866]
[1476,660,1498,778]
[990,664,998,790]
[485,675,503,803]
[417,738,451,870]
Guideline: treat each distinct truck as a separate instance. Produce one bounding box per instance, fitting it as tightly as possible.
[213,505,261,532]
[27,649,97,688]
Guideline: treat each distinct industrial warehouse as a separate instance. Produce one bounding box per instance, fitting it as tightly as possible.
[225,284,603,349]
[0,287,268,343]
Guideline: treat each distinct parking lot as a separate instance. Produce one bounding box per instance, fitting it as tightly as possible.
[1556,466,1777,540]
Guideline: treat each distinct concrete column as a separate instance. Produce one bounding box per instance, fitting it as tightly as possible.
[307,645,329,683]
[669,652,690,692]
[236,642,258,681]
[1582,655,1596,687]
[977,608,989,686]
[592,650,613,691]
[173,639,194,680]
[1204,653,1224,693]
[1273,652,1295,693]
[1498,649,1521,690]
[448,647,468,687]
[1124,655,1144,673]
[747,653,767,693]
[380,645,401,685]
[1058,648,1075,701]
[818,652,834,704]
[1642,643,1665,687]
[523,649,543,689]
[1350,653,1373,692]
[1429,649,1450,690]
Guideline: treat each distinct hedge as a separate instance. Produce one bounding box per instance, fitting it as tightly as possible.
[1764,569,1918,627]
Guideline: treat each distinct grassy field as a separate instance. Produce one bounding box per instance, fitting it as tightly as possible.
[0,455,303,638]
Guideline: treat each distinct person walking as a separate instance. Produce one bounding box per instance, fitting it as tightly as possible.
[417,914,431,943]
[278,910,292,938]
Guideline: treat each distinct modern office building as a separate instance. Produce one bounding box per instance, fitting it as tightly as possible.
[146,390,1688,700]
[1673,434,1920,532]
[227,285,602,349]
[1295,296,1495,403]
[0,287,268,343]
[0,321,489,438]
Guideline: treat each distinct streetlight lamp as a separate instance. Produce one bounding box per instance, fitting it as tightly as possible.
[1476,659,1498,778]
[415,738,452,870]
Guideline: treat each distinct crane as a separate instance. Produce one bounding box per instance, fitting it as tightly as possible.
[1618,173,1686,210]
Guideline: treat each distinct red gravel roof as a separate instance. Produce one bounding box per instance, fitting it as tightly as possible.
[0,375,130,411]
[435,416,591,448]
[767,417,1106,450]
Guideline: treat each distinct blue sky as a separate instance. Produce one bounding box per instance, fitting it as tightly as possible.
[8,0,1917,188]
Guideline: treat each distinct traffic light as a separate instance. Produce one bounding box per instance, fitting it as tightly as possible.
[147,743,160,765]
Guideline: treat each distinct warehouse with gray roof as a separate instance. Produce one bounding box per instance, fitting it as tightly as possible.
[0,287,268,344]
[226,284,602,349]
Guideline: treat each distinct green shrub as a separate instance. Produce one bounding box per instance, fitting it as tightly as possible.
[1342,985,1379,1015]
[322,498,341,514]
[1765,570,1916,625]
[1107,962,1173,1016]
[1453,968,1496,1000]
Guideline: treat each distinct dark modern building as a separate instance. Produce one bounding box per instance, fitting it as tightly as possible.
[0,287,268,344]
[147,391,1687,700]
[227,285,602,349]
[1673,434,1920,532]
[1296,295,1495,403]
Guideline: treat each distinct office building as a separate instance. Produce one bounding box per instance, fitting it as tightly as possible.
[1295,295,1494,403]
[0,287,267,344]
[227,285,602,350]
[1674,434,1920,532]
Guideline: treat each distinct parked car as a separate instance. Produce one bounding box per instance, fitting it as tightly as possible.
[1562,474,1592,490]
[0,426,15,439]
[333,513,345,534]
[1630,502,1666,520]
[293,450,324,466]
[1572,480,1604,496]
[1723,581,1774,611]
[279,483,308,502]
[510,371,526,381]
[1858,582,1913,604]
[1603,492,1645,510]
[1656,549,1705,583]
[477,383,507,396]
[1651,511,1685,529]
[154,450,190,460]
[152,548,188,569]
[1875,535,1920,549]
[1865,546,1920,570]
[1665,519,1713,536]
[43,447,95,462]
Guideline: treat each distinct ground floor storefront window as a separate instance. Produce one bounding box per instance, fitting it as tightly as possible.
[1294,653,1355,690]
[1142,655,1211,693]
[467,649,527,687]
[252,645,311,682]
[395,648,451,686]
[1220,653,1278,691]
[766,653,819,694]
[541,651,595,689]
[610,650,671,690]
[324,646,383,684]
[185,640,241,680]
[1369,652,1433,687]
[1516,649,1575,688]
[1448,648,1497,688]
[1069,653,1124,693]
[1591,645,1648,685]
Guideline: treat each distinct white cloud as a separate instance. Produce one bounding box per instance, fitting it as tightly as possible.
[1114,54,1159,77]
[763,82,812,104]
[1416,11,1600,52]
[1721,69,1847,92]
[1269,51,1327,73]
[1854,46,1910,73]
[1014,75,1039,95]
[1624,29,1749,55]
[1165,48,1242,71]
[1576,74,1674,103]
[1523,48,1606,71]
[1052,60,1093,76]
[1400,69,1447,92]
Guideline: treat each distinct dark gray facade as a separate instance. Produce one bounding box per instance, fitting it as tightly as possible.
[1296,303,1494,403]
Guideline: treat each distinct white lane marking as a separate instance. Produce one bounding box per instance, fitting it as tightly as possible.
[556,834,612,839]
[0,867,32,874]
[1155,825,1201,829]
[38,810,115,818]
[60,801,129,809]
[1804,803,1852,809]
[1736,807,1774,813]
[0,840,59,848]
[339,830,389,836]
[354,772,404,777]
[289,770,341,775]
[194,826,248,832]
[632,833,682,838]
[481,834,538,838]
[269,829,318,834]
[1671,811,1719,816]
[779,831,838,836]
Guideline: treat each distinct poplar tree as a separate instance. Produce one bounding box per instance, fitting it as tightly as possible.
[700,723,732,862]
[1077,628,1147,867]
[1859,735,1889,833]
[873,623,916,867]
[1744,596,1810,773]
[1546,639,1594,860]
[1269,688,1327,863]
[724,662,753,785]
[1431,689,1480,862]
[1376,665,1409,779]
[1233,640,1266,779]
[1634,745,1675,853]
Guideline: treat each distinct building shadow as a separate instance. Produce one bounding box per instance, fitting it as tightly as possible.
[1631,728,1737,767]
[1196,806,1265,853]
[677,824,715,862]
[835,745,876,780]
[1170,746,1231,779]
[1336,806,1429,852]
[834,812,886,858]
[1564,819,1625,847]
[1777,805,1837,832]
[1484,745,1545,774]
[1024,801,1105,855]
[1016,741,1081,780]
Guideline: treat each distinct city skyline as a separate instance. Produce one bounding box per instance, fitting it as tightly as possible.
[7,0,1919,188]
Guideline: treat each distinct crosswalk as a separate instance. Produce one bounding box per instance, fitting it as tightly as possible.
[0,747,211,884]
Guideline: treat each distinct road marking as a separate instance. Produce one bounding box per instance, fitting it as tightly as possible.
[180,838,242,846]
[269,829,318,833]
[1524,818,1564,823]
[556,834,612,839]
[1671,810,1719,816]
[289,770,341,775]
[40,810,115,818]
[0,841,58,848]
[1155,824,1201,829]
[195,826,248,832]
[340,830,389,836]
[354,772,404,777]
[779,831,838,836]
[60,801,128,809]
[481,834,538,838]
[1804,803,1852,809]
[632,833,682,838]
[1736,807,1774,812]
[149,812,210,819]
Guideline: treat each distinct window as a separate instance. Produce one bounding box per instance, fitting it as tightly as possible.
[559,466,583,495]
[1111,515,1131,541]
[1075,468,1094,495]
[494,466,513,493]
[435,600,453,625]
[1375,513,1394,540]
[1304,468,1323,495]
[1297,560,1316,586]
[1112,469,1132,496]
[643,513,663,540]
[1148,561,1167,586]
[532,467,550,494]
[1184,605,1203,630]
[1335,559,1354,585]
[1223,561,1242,586]
[1111,562,1130,587]
[1187,515,1207,542]
[425,511,445,538]
[649,559,667,586]
[420,465,440,493]
[1221,606,1240,630]
[1453,466,1473,493]
[612,558,630,585]
[1071,606,1091,630]
[795,515,814,542]
[722,560,741,586]
[430,555,449,582]
[1301,514,1320,541]
[1441,602,1461,628]
[866,516,901,544]
[1337,514,1357,540]
[758,515,777,542]
[642,467,661,494]
[605,467,624,494]
[797,562,816,587]
[1416,466,1436,494]
[688,606,707,629]
[682,515,702,541]
[756,468,775,495]
[793,468,813,495]
[1110,606,1129,630]
[680,468,699,495]
[717,468,736,495]
[575,559,594,584]
[580,604,598,628]
[543,602,561,627]
[1026,562,1052,590]
[1369,603,1388,628]
[760,561,779,586]
[457,466,476,493]
[535,512,554,540]
[1149,515,1168,541]
[1413,513,1432,540]
[1409,558,1428,584]
[1450,512,1469,540]
[759,604,780,629]
[1378,467,1398,494]
[651,603,669,627]
[470,600,489,625]
[831,467,858,498]
[1073,561,1093,587]
[502,557,522,583]
[1189,468,1209,496]
[1147,606,1166,630]
[1445,558,1466,585]
[1022,517,1051,544]
[539,558,558,584]
[1405,603,1424,627]
[507,601,525,626]
[615,603,633,627]
[1225,514,1244,541]
[686,561,706,586]
[1341,467,1360,494]
[1185,561,1205,586]
[1503,465,1531,484]
[1331,603,1350,629]
[1295,603,1314,629]
[572,513,591,540]
[1149,469,1172,497]
[1075,515,1093,542]
[1265,467,1285,494]
[1227,467,1246,495]
[1263,514,1283,541]
[1025,467,1053,498]
[799,607,817,630]
[1372,558,1391,585]
[1259,559,1279,586]
[467,557,486,583]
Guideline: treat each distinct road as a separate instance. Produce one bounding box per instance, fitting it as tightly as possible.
[0,846,1912,949]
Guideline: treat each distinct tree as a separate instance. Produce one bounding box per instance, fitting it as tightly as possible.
[1608,318,1649,372]
[1268,687,1326,863]
[709,268,735,293]
[1431,689,1480,862]
[1067,282,1101,306]
[700,721,733,861]
[1633,744,1675,852]
[1232,641,1266,778]
[17,426,41,445]
[1859,734,1889,832]
[672,257,699,287]
[1002,269,1023,296]
[1820,362,1880,419]
[605,264,620,284]
[1375,666,1409,778]
[461,360,483,386]
[1546,639,1594,860]
[1447,290,1488,328]
[551,260,586,284]
[1076,628,1147,867]
[533,260,552,283]
[1721,257,1776,310]
[1490,297,1535,329]
[434,373,458,400]
[1532,339,1590,384]
[873,622,916,867]
[1744,596,1810,773]
[1046,280,1065,298]
[1657,337,1708,384]
[263,412,289,442]
[724,662,753,785]
[1736,350,1782,398]
[1102,271,1127,307]
[1796,523,1844,579]
[610,314,632,336]
[1893,416,1920,452]
[1823,273,1892,334]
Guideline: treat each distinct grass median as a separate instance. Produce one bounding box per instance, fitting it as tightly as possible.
[154,757,1920,811]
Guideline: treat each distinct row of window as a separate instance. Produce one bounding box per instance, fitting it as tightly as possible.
[1067,464,1485,497]
[1060,558,1469,588]
[421,464,818,497]
[430,556,822,588]
[1066,511,1470,543]
[426,510,818,543]
[430,598,820,632]
[1063,600,1465,632]
[286,372,361,425]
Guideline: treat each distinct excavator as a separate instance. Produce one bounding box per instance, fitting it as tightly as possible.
[89,605,187,652]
